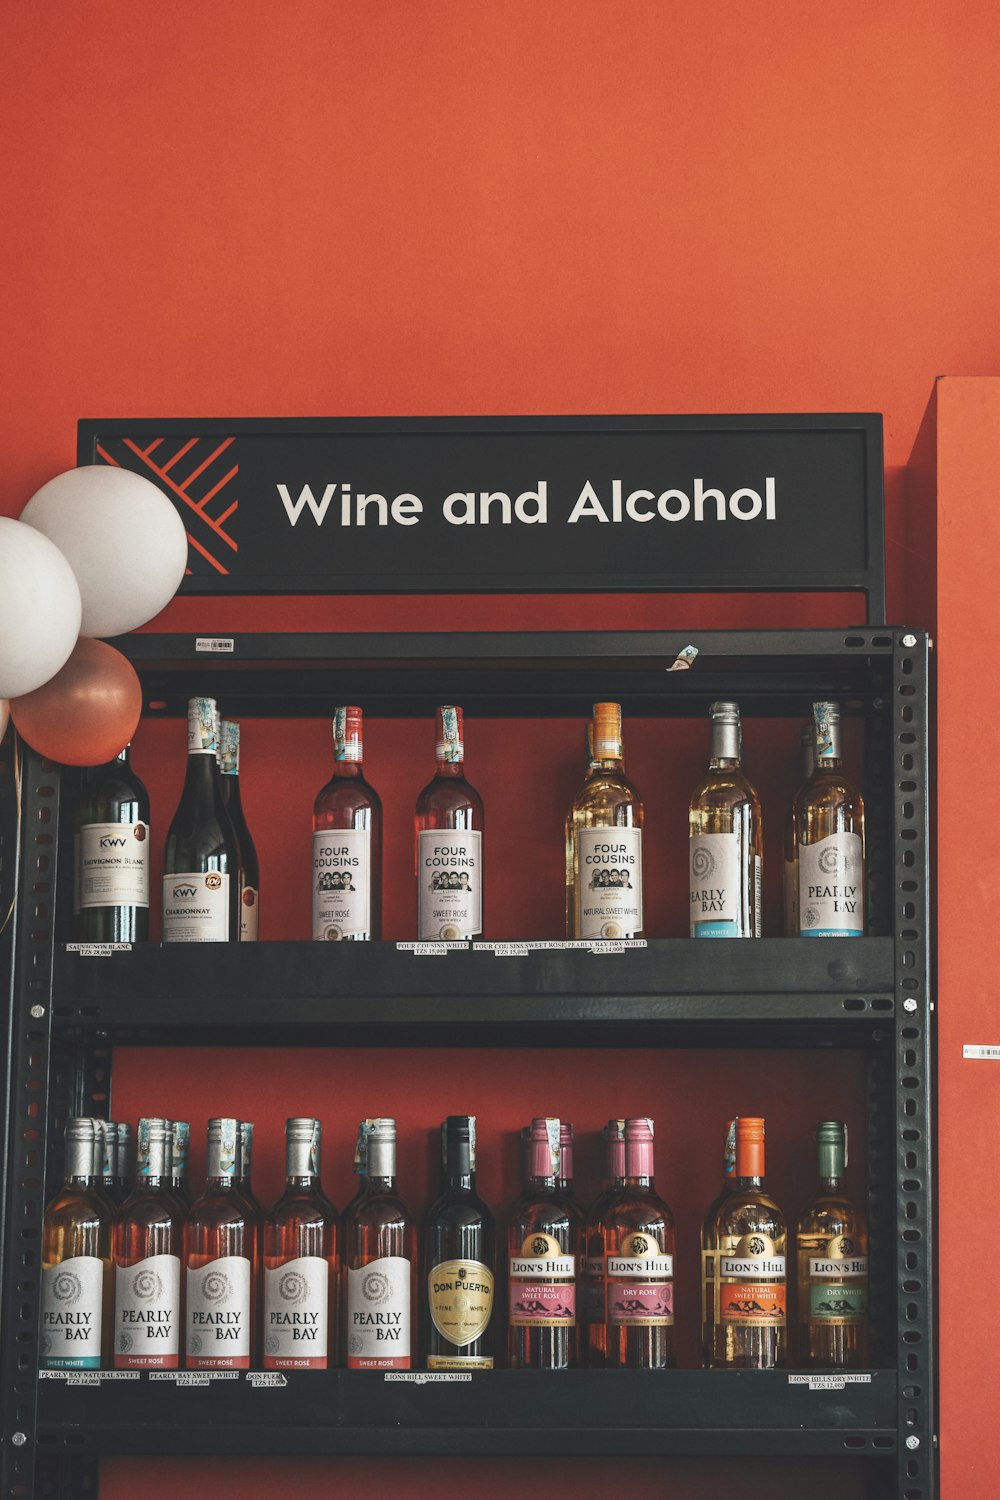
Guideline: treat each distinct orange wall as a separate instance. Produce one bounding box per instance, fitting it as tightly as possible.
[3,4,999,1497]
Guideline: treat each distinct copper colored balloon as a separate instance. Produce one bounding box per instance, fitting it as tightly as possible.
[10,638,142,766]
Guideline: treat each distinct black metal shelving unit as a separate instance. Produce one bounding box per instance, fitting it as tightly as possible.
[1,628,934,1499]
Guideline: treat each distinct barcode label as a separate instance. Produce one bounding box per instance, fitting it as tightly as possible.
[964,1044,1000,1060]
[195,637,235,654]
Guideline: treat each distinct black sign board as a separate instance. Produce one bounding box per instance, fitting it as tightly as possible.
[78,415,886,622]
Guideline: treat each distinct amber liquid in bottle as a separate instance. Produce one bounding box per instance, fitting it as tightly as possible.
[566,702,644,939]
[219,719,260,941]
[184,1118,258,1369]
[689,701,762,938]
[793,701,866,937]
[797,1120,870,1368]
[415,706,484,940]
[343,1118,417,1369]
[702,1116,786,1368]
[700,1117,738,1367]
[585,1119,626,1367]
[601,1118,676,1370]
[423,1115,496,1370]
[508,1118,582,1370]
[113,1118,183,1369]
[312,706,382,940]
[263,1118,338,1370]
[40,1118,113,1369]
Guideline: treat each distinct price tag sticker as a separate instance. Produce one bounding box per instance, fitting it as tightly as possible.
[383,1372,473,1384]
[788,1372,872,1388]
[66,943,133,956]
[964,1044,1000,1060]
[195,637,235,654]
[247,1372,288,1388]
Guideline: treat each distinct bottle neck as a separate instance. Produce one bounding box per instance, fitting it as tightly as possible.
[332,759,364,779]
[434,757,464,778]
[709,717,741,767]
[594,752,624,773]
[525,1173,556,1194]
[623,1173,653,1190]
[819,1175,845,1193]
[734,1174,764,1191]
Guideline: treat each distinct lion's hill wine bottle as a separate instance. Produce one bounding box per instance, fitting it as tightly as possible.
[414,706,484,941]
[794,701,865,937]
[113,1118,183,1369]
[184,1118,257,1369]
[312,706,382,941]
[75,743,150,942]
[263,1119,338,1370]
[797,1120,870,1368]
[40,1118,112,1370]
[585,1118,626,1367]
[507,1117,582,1370]
[343,1118,416,1370]
[423,1115,496,1370]
[565,702,644,940]
[163,697,240,942]
[219,719,260,941]
[599,1118,676,1370]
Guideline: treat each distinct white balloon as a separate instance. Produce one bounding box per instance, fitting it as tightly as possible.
[0,518,82,698]
[21,465,188,637]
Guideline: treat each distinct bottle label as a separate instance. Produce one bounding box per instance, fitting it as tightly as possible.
[509,1233,576,1327]
[417,830,482,939]
[809,1280,868,1323]
[163,871,230,942]
[40,1256,105,1369]
[185,1256,251,1367]
[78,821,150,910]
[689,831,746,938]
[346,1255,411,1368]
[576,827,643,939]
[606,1234,674,1327]
[240,885,259,941]
[427,1258,494,1348]
[427,1354,494,1369]
[312,827,371,939]
[719,1237,786,1327]
[798,832,864,936]
[263,1256,329,1369]
[720,1255,786,1277]
[114,1253,180,1368]
[188,700,218,755]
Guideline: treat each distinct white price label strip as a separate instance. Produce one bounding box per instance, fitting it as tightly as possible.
[384,1372,473,1384]
[964,1045,1000,1060]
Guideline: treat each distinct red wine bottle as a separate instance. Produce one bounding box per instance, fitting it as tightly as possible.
[423,1115,496,1370]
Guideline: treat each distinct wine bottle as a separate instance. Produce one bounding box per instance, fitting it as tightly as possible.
[263,1118,338,1370]
[507,1117,582,1370]
[701,1116,786,1368]
[40,1118,112,1370]
[700,1117,738,1366]
[113,1118,183,1369]
[565,702,644,940]
[342,1119,370,1221]
[783,724,815,936]
[585,1118,626,1367]
[219,719,260,941]
[797,1121,870,1368]
[312,706,382,941]
[113,1123,133,1202]
[168,1121,192,1208]
[600,1118,676,1369]
[74,744,150,942]
[236,1121,264,1223]
[163,696,241,942]
[794,701,865,937]
[96,1120,128,1209]
[414,706,484,941]
[184,1118,257,1369]
[343,1117,416,1369]
[423,1115,496,1370]
[689,701,762,937]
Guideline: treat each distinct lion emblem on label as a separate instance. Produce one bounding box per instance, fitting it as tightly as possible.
[626,1234,652,1256]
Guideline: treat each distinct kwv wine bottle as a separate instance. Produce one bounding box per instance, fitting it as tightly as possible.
[599,1118,676,1369]
[40,1118,112,1370]
[74,744,150,942]
[414,706,483,940]
[184,1118,257,1369]
[797,1120,870,1367]
[701,1116,786,1368]
[343,1118,416,1369]
[312,706,382,940]
[113,1118,183,1369]
[163,697,241,942]
[263,1118,338,1370]
[219,719,260,941]
[423,1115,496,1370]
[783,724,815,935]
[508,1117,582,1370]
[794,701,866,937]
[566,702,644,940]
[689,702,762,937]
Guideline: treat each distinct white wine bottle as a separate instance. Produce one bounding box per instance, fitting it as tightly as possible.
[688,702,762,938]
[794,701,865,938]
[162,697,241,942]
[220,719,260,941]
[783,724,815,936]
[565,702,643,940]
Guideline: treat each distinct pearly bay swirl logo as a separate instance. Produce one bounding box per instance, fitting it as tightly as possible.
[132,1268,163,1302]
[361,1268,393,1306]
[52,1270,83,1306]
[819,845,845,876]
[200,1269,233,1305]
[278,1269,310,1305]
[691,845,716,882]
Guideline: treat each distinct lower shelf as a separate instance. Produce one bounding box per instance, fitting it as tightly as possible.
[36,1368,897,1457]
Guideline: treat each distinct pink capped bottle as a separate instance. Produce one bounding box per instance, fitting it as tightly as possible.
[507,1118,582,1370]
[599,1118,676,1369]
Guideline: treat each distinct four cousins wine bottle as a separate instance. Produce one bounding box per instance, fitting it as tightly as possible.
[312,706,382,940]
[414,706,484,940]
[565,702,644,940]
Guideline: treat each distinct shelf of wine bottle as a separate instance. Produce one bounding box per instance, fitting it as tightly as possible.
[51,937,895,1045]
[36,1368,897,1457]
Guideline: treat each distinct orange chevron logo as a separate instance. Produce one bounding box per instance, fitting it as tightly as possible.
[96,436,238,576]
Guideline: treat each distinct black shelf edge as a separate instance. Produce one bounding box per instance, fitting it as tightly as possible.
[36,1368,898,1458]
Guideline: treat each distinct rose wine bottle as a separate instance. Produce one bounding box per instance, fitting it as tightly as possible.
[507,1117,582,1370]
[113,1118,183,1369]
[342,1119,370,1221]
[184,1118,257,1369]
[312,706,382,941]
[236,1121,264,1223]
[40,1118,112,1370]
[794,701,866,937]
[701,1116,786,1368]
[556,1122,576,1199]
[168,1121,192,1209]
[343,1118,416,1369]
[689,702,762,937]
[600,1118,676,1369]
[163,697,241,942]
[74,743,150,942]
[219,719,260,941]
[414,706,484,940]
[423,1115,496,1370]
[783,724,815,935]
[797,1120,870,1368]
[263,1118,338,1370]
[585,1118,626,1367]
[565,702,644,940]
